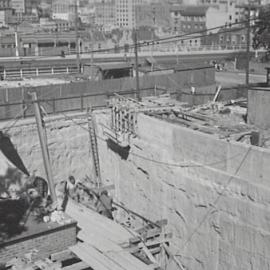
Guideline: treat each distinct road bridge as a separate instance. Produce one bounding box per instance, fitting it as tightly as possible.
[0,50,251,70]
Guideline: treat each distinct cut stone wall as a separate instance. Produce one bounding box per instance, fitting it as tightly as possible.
[0,114,95,183]
[95,112,270,270]
[1,111,270,270]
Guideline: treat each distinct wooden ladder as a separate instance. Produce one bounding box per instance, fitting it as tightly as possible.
[87,108,101,188]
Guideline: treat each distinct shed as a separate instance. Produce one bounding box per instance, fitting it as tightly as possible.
[248,87,270,129]
[83,62,132,80]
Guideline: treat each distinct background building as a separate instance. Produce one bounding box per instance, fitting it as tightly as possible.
[170,5,207,33]
[135,2,171,28]
[52,0,76,22]
[95,0,115,31]
[10,0,24,13]
[115,0,145,29]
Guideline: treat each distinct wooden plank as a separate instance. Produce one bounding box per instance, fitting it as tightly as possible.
[138,233,172,248]
[70,243,124,270]
[62,261,89,270]
[161,244,185,270]
[131,228,162,243]
[66,200,132,244]
[107,250,156,270]
[141,246,157,265]
[70,244,111,270]
[78,230,123,252]
[50,250,73,262]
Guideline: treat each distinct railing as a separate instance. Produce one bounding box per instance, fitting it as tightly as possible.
[3,65,78,80]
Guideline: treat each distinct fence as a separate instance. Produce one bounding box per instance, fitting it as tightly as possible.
[0,88,165,121]
[2,65,78,80]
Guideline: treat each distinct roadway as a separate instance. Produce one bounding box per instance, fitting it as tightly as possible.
[0,50,243,69]
[216,71,266,87]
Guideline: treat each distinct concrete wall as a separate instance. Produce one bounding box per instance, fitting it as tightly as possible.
[0,67,215,105]
[248,88,270,129]
[96,113,270,270]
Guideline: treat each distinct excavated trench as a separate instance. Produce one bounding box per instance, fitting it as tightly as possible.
[1,110,270,270]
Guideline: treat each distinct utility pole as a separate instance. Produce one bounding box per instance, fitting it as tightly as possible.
[134,29,140,101]
[74,0,81,73]
[15,25,19,58]
[151,8,156,62]
[239,1,260,86]
[246,2,251,86]
[30,92,57,204]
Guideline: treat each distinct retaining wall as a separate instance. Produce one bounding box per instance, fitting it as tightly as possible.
[96,113,270,270]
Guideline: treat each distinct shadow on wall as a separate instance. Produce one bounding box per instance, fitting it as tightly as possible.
[0,168,28,242]
[106,138,131,160]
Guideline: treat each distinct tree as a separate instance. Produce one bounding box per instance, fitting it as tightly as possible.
[253,4,270,52]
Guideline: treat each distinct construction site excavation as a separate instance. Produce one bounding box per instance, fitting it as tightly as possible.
[1,52,270,270]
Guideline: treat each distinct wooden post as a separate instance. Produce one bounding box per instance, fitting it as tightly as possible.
[52,98,56,113]
[22,100,26,118]
[74,0,81,73]
[134,30,140,101]
[80,95,84,111]
[29,92,57,203]
[246,2,251,86]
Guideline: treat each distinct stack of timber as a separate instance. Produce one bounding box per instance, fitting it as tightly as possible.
[66,200,163,270]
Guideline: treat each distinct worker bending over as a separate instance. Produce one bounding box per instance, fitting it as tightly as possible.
[95,190,114,220]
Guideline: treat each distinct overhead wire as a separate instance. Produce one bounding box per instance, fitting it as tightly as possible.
[38,99,255,269]
[173,147,252,257]
[40,99,249,170]
[1,104,30,133]
[11,14,267,61]
[27,94,256,267]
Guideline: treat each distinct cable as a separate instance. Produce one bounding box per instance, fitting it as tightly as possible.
[1,105,30,133]
[174,147,251,255]
[41,99,250,170]
[11,14,266,60]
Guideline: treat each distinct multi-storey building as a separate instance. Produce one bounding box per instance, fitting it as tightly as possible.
[200,0,243,24]
[135,2,171,28]
[52,0,76,22]
[0,0,11,9]
[115,0,145,29]
[25,0,40,14]
[95,0,115,31]
[10,0,25,13]
[0,0,14,26]
[170,5,207,33]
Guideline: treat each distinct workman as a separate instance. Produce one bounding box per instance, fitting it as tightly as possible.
[95,190,114,220]
[66,175,78,200]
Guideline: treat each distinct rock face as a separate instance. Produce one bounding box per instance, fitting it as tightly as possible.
[95,112,270,270]
[2,114,95,184]
[2,111,270,270]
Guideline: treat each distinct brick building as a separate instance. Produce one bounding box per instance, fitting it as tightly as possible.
[170,5,207,33]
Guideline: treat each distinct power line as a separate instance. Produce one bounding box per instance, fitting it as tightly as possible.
[13,14,267,60]
[1,105,30,133]
[40,99,250,170]
[175,147,251,255]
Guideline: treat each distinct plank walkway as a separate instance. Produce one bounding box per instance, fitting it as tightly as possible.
[66,200,157,270]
